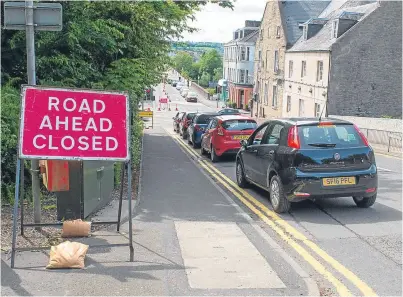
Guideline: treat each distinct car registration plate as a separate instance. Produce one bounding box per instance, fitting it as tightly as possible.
[322,177,356,186]
[233,135,249,140]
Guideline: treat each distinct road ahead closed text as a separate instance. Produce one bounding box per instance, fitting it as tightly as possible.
[20,87,129,160]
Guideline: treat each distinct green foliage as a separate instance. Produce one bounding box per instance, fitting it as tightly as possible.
[231,102,238,108]
[172,51,194,75]
[199,49,222,79]
[199,72,211,87]
[213,67,223,82]
[206,88,216,96]
[1,0,232,203]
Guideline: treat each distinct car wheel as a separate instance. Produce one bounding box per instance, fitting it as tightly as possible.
[353,194,377,208]
[269,175,291,213]
[182,130,187,140]
[188,135,192,144]
[200,145,206,156]
[236,159,248,188]
[211,145,219,163]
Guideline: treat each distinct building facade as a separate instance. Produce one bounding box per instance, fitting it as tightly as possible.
[223,21,260,110]
[252,0,330,122]
[283,0,402,119]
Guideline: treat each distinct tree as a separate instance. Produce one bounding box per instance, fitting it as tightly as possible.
[172,51,194,76]
[199,71,211,87]
[199,49,222,78]
[213,67,223,82]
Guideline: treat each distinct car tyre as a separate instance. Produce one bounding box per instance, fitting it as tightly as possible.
[353,194,377,208]
[200,145,206,156]
[269,175,291,213]
[182,130,187,140]
[236,159,249,188]
[211,146,219,163]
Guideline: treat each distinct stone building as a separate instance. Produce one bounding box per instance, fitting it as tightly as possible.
[252,0,330,122]
[282,0,402,119]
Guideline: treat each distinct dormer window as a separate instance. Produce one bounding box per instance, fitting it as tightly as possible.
[332,20,338,39]
[276,26,281,38]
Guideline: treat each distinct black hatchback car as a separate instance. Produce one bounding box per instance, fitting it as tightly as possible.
[235,118,378,213]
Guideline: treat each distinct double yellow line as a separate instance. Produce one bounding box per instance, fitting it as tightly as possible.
[169,131,377,297]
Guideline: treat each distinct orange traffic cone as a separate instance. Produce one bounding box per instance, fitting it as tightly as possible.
[175,104,178,111]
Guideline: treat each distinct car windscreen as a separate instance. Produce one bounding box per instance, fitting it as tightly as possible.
[186,113,197,120]
[221,119,257,131]
[297,124,365,148]
[187,92,197,97]
[196,114,216,124]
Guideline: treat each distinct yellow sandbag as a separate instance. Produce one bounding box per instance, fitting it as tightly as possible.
[46,241,89,269]
[61,219,91,238]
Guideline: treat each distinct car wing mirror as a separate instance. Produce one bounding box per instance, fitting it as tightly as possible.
[240,139,248,148]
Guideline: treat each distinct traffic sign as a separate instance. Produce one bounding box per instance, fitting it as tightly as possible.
[139,111,153,118]
[3,2,63,31]
[159,97,168,104]
[19,86,130,161]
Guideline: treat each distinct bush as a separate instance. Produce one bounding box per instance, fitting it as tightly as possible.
[206,88,216,96]
[231,102,237,108]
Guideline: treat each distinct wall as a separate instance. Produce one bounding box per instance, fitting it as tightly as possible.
[283,51,330,117]
[327,1,402,118]
[253,1,287,121]
[329,115,402,133]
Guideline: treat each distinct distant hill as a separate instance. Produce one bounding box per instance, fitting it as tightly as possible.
[171,41,224,56]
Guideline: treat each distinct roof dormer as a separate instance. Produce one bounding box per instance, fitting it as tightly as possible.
[302,18,328,40]
[332,11,364,39]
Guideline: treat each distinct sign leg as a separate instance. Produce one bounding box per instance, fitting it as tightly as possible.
[127,161,134,262]
[117,163,125,232]
[20,160,25,236]
[11,158,22,268]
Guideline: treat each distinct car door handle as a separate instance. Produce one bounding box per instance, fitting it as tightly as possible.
[250,149,258,153]
[268,150,275,155]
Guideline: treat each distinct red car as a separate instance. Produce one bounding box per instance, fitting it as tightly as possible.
[179,112,197,139]
[200,115,257,162]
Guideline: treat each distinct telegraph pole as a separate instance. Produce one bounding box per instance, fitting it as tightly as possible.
[25,0,41,228]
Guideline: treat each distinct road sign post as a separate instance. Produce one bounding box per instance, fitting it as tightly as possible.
[10,86,134,268]
[4,1,63,229]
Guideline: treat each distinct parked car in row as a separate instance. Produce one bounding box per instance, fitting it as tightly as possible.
[235,118,378,213]
[179,112,197,139]
[201,115,257,162]
[173,111,185,132]
[176,82,185,90]
[217,108,241,115]
[187,113,218,148]
[181,88,189,97]
[186,92,198,103]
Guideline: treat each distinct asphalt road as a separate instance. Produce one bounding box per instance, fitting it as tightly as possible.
[143,79,402,296]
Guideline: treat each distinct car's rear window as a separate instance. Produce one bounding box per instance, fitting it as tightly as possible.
[298,124,364,148]
[219,109,240,115]
[196,114,216,124]
[188,92,197,97]
[221,119,257,131]
[186,113,197,120]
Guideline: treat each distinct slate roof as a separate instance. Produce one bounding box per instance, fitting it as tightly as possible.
[279,0,331,47]
[288,1,379,52]
[225,30,259,45]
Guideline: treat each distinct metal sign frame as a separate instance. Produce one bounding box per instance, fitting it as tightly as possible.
[139,110,154,129]
[18,85,130,161]
[10,86,135,268]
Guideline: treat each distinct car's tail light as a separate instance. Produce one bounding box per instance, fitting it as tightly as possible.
[287,125,300,149]
[353,124,369,146]
[217,127,224,136]
[318,121,335,126]
[366,187,376,193]
[194,125,202,131]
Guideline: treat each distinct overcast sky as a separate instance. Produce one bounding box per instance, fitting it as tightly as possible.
[181,0,267,43]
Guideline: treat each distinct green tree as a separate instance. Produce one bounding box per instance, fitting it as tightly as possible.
[172,51,194,76]
[199,49,222,78]
[199,72,211,87]
[213,67,223,82]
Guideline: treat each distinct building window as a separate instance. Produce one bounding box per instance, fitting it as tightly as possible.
[272,85,278,108]
[240,47,246,61]
[258,50,262,67]
[266,50,269,71]
[315,103,321,117]
[267,28,270,37]
[246,47,250,61]
[301,61,307,77]
[299,99,304,116]
[240,69,245,83]
[287,95,291,112]
[274,50,279,73]
[264,83,268,105]
[276,26,281,38]
[332,20,338,38]
[260,29,264,40]
[246,70,249,83]
[289,60,293,78]
[317,60,323,81]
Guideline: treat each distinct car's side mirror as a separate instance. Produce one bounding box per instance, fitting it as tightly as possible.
[240,139,248,148]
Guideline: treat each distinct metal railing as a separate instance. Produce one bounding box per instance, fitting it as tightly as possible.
[360,128,402,153]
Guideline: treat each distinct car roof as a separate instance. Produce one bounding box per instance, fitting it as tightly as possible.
[260,117,353,126]
[195,112,218,116]
[216,114,254,121]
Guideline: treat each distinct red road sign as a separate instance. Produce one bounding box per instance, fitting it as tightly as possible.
[159,97,168,104]
[19,86,130,161]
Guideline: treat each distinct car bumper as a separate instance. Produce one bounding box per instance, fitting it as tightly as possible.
[215,145,241,156]
[284,166,378,201]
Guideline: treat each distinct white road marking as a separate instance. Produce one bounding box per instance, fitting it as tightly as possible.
[175,221,285,289]
[378,167,393,172]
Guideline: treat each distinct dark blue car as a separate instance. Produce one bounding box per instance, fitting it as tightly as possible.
[187,112,218,148]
